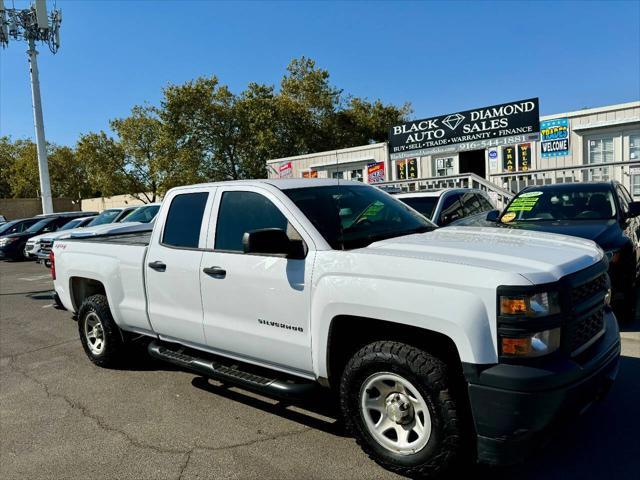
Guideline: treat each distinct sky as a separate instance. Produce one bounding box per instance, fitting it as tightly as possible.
[1,0,639,147]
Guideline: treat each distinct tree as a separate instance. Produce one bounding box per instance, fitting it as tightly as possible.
[159,57,410,185]
[0,137,93,199]
[76,106,166,202]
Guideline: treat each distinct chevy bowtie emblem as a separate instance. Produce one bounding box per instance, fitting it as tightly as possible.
[442,113,465,130]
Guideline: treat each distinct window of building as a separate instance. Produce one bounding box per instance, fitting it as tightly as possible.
[632,176,640,197]
[162,192,209,248]
[629,135,640,197]
[395,158,419,180]
[215,191,289,252]
[587,137,614,181]
[432,157,454,177]
[351,169,364,182]
[630,134,640,160]
[332,171,344,179]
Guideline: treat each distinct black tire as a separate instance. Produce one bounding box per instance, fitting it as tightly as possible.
[78,294,126,368]
[339,341,463,479]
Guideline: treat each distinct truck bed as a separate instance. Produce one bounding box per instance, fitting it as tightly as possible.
[66,231,151,246]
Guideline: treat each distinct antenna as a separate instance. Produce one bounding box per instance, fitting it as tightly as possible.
[1,0,63,214]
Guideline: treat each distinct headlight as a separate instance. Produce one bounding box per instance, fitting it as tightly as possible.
[500,291,561,317]
[0,237,18,247]
[501,328,561,358]
[604,249,621,264]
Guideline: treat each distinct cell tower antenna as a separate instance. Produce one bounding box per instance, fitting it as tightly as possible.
[1,0,63,214]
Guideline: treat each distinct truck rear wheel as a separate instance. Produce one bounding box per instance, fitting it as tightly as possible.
[78,294,126,368]
[339,341,463,478]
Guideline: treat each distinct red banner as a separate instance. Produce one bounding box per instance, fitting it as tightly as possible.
[367,162,385,183]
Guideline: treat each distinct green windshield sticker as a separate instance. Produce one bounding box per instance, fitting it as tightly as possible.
[507,196,540,212]
[519,191,543,198]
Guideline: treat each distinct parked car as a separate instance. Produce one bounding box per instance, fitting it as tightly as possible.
[0,217,41,237]
[51,179,619,477]
[484,181,640,320]
[24,216,97,260]
[34,205,158,264]
[68,203,160,238]
[396,188,495,226]
[0,212,95,261]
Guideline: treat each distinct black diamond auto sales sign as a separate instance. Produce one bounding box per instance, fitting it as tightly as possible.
[388,98,540,160]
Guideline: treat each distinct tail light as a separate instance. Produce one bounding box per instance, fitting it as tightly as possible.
[50,250,56,280]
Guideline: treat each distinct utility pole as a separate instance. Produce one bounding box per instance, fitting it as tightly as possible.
[1,0,62,214]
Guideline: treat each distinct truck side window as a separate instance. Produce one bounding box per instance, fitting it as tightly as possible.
[215,191,289,252]
[162,192,209,248]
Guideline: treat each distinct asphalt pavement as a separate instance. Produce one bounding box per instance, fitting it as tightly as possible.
[1,260,639,479]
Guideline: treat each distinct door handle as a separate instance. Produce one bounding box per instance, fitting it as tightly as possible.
[148,261,167,272]
[203,266,226,278]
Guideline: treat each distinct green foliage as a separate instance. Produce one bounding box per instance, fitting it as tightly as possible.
[0,136,92,199]
[2,57,410,199]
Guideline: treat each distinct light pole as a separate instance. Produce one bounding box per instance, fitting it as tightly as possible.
[1,0,61,214]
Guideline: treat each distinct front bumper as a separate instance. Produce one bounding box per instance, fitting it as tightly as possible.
[464,308,621,465]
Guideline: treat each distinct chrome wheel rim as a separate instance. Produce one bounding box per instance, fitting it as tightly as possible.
[84,312,105,355]
[359,372,432,455]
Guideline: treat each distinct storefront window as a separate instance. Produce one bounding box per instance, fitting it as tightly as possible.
[395,158,418,180]
[630,134,640,161]
[351,169,364,182]
[587,137,613,181]
[632,175,640,197]
[332,171,344,179]
[432,157,454,176]
[631,135,640,197]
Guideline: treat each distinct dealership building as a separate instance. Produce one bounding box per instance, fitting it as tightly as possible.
[267,100,640,204]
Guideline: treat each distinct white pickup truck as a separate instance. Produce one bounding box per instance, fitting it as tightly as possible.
[51,179,621,477]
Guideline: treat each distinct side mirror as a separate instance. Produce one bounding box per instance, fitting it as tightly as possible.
[486,209,501,222]
[242,228,305,259]
[626,201,640,218]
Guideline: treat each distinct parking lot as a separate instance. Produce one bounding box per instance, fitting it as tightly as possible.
[1,260,639,480]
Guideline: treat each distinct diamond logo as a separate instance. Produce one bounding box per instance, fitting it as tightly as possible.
[442,113,465,131]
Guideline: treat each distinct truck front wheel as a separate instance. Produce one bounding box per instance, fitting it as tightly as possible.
[78,294,126,368]
[339,341,464,478]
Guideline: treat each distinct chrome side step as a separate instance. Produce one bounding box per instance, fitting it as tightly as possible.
[148,341,318,399]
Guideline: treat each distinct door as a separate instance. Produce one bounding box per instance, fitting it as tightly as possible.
[200,186,314,374]
[145,188,213,345]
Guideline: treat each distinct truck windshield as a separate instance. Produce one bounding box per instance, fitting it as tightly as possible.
[284,185,436,250]
[502,186,617,222]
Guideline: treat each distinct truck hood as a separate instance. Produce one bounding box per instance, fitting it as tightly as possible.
[365,226,603,284]
[492,219,622,249]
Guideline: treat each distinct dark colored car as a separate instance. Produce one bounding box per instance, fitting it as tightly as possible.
[0,212,95,261]
[397,188,495,227]
[0,217,41,237]
[485,181,640,320]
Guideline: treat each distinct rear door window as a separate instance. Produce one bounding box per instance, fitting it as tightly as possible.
[162,192,209,248]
